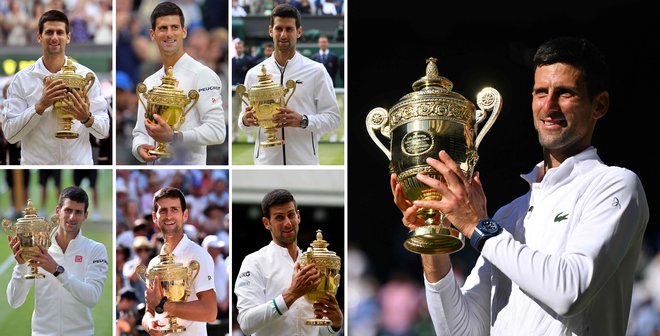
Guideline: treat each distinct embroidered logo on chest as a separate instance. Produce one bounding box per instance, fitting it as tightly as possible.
[554,212,569,223]
[75,255,83,263]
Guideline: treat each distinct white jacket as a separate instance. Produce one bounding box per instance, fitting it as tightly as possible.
[132,53,226,165]
[425,147,649,335]
[6,231,109,336]
[234,241,340,336]
[238,52,340,165]
[1,56,109,165]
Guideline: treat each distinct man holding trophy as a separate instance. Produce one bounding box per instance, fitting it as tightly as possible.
[141,187,217,335]
[132,1,226,165]
[6,186,109,335]
[234,189,343,335]
[238,4,340,165]
[1,10,109,165]
[390,37,649,335]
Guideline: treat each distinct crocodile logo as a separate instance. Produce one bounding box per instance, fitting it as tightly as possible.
[554,212,569,223]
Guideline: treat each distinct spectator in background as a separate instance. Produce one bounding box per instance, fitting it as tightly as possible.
[3,0,28,46]
[202,235,229,322]
[232,0,248,17]
[297,0,312,14]
[311,35,339,87]
[38,169,61,216]
[123,235,154,305]
[232,39,254,142]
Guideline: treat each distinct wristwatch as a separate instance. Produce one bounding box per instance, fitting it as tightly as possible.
[470,219,502,252]
[172,130,183,144]
[300,114,309,129]
[53,265,65,277]
[155,298,167,314]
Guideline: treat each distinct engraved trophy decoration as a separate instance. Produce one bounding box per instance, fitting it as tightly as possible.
[366,58,502,254]
[298,230,341,326]
[49,56,95,139]
[236,64,296,147]
[136,66,199,158]
[136,243,200,333]
[2,199,58,279]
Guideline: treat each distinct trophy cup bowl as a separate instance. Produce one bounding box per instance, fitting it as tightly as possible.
[48,56,95,139]
[298,230,341,326]
[366,58,502,255]
[137,243,200,333]
[137,66,199,159]
[236,64,296,147]
[2,199,57,279]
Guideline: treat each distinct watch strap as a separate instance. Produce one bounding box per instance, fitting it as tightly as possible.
[155,297,167,314]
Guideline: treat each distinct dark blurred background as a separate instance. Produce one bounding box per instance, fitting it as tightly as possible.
[347,1,659,335]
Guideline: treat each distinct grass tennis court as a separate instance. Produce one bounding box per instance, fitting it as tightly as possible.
[0,169,113,335]
[231,142,345,165]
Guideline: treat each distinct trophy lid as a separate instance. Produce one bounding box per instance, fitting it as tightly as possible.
[250,64,283,92]
[149,66,187,99]
[15,199,49,226]
[301,230,341,270]
[389,58,476,130]
[51,56,86,89]
[149,242,189,273]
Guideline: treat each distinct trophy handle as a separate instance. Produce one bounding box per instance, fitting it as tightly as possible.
[136,83,148,114]
[49,215,59,240]
[283,80,297,106]
[136,264,148,286]
[188,260,200,285]
[334,274,341,289]
[83,72,95,97]
[235,84,250,107]
[181,90,200,125]
[474,87,502,150]
[366,107,392,160]
[2,219,14,237]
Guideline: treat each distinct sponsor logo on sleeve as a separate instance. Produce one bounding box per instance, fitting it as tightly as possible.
[238,271,251,278]
[92,259,108,265]
[198,86,221,93]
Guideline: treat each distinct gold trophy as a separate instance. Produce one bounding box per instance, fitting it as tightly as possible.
[236,64,296,147]
[2,200,58,279]
[136,66,199,158]
[48,56,95,139]
[136,243,200,333]
[366,58,502,255]
[298,230,341,326]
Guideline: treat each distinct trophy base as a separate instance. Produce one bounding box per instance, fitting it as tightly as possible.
[404,225,465,254]
[148,149,172,159]
[260,140,284,147]
[55,131,79,139]
[24,273,46,280]
[305,318,333,326]
[158,325,186,334]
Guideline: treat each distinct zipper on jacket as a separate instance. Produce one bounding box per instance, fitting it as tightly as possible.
[311,132,316,155]
[277,60,289,165]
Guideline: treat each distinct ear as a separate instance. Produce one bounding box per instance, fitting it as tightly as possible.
[182,26,187,39]
[592,91,609,120]
[182,209,189,223]
[152,211,157,224]
[297,26,302,38]
[149,29,155,41]
[36,31,42,43]
[262,217,270,230]
[55,206,60,216]
[268,25,273,37]
[66,31,71,44]
[296,209,301,221]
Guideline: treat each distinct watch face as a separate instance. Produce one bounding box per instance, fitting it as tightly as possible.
[481,220,499,233]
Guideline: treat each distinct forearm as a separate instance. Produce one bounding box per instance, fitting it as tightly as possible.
[237,294,289,335]
[57,262,108,308]
[164,298,216,323]
[2,104,43,143]
[6,264,31,308]
[421,254,451,283]
[87,100,110,138]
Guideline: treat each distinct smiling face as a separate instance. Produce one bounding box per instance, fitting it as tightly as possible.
[56,199,87,235]
[263,201,300,248]
[37,21,70,57]
[150,15,187,59]
[532,63,608,162]
[269,17,301,55]
[153,197,188,239]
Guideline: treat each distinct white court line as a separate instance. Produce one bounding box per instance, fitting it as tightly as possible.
[0,255,16,275]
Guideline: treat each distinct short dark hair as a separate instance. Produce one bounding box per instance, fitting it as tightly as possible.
[58,186,89,212]
[38,10,69,34]
[261,189,297,218]
[270,4,301,29]
[150,1,185,30]
[153,187,187,212]
[533,36,609,99]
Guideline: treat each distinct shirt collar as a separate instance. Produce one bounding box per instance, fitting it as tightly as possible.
[268,240,301,260]
[521,146,599,186]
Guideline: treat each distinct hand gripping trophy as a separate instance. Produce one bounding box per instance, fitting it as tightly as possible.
[298,230,341,326]
[136,66,199,158]
[2,199,57,279]
[48,56,95,139]
[236,64,296,147]
[136,243,200,333]
[366,58,502,254]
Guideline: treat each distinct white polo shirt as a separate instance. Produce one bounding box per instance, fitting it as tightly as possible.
[6,230,109,336]
[132,53,226,165]
[235,241,340,336]
[425,147,649,335]
[1,56,109,165]
[147,234,215,336]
